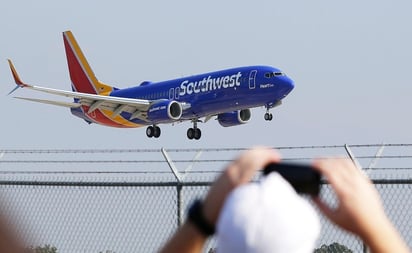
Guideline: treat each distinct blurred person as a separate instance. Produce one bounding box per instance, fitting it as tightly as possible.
[158,147,410,253]
[0,212,26,253]
[216,168,320,253]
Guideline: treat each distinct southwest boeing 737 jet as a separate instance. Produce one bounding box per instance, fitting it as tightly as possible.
[8,31,294,140]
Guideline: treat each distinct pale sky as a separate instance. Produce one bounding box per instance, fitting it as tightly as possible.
[1,2,412,251]
[1,0,412,150]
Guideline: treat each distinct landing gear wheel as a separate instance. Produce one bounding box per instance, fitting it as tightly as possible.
[187,118,202,140]
[146,126,154,138]
[187,128,201,140]
[187,128,195,140]
[153,126,161,138]
[194,128,201,140]
[264,112,273,121]
[147,125,161,138]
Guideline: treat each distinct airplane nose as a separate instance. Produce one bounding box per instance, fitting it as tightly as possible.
[280,75,294,94]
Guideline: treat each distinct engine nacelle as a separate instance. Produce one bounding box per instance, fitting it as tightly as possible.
[147,100,183,122]
[218,109,251,127]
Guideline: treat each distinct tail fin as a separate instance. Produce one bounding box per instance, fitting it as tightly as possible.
[63,31,114,95]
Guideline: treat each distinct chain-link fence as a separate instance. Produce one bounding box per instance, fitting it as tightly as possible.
[0,144,411,252]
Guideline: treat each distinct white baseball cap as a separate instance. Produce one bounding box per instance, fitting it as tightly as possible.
[217,172,320,253]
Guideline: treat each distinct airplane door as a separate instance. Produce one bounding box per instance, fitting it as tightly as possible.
[169,88,174,100]
[249,70,257,89]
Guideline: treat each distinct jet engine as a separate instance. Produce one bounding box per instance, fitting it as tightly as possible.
[217,109,251,127]
[147,100,183,122]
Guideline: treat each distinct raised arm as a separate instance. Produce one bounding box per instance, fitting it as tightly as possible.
[313,158,410,253]
[158,147,280,253]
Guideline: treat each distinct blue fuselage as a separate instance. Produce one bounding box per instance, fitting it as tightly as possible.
[109,65,294,125]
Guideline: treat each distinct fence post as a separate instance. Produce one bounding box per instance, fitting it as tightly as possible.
[177,183,183,227]
[161,148,182,183]
[367,143,385,172]
[161,148,203,228]
[161,148,184,228]
[344,144,361,170]
[344,144,369,253]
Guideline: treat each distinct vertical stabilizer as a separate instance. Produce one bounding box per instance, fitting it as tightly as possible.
[63,31,113,95]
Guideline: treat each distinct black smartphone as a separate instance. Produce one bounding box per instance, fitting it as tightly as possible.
[263,162,321,196]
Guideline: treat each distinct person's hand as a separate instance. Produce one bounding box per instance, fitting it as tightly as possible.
[313,158,410,253]
[312,158,386,238]
[202,147,280,226]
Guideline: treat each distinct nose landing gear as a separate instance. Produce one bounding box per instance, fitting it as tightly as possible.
[264,112,273,121]
[264,103,274,121]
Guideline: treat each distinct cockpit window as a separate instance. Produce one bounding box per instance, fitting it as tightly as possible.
[265,72,284,78]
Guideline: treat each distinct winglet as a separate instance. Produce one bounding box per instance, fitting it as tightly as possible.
[7,59,30,95]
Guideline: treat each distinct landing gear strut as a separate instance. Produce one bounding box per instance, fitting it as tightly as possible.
[146,125,161,138]
[187,120,201,140]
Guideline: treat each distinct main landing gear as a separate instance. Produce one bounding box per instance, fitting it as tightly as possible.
[145,121,202,140]
[187,119,201,140]
[146,125,161,138]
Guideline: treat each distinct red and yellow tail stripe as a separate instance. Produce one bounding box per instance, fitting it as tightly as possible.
[63,31,113,95]
[63,31,142,128]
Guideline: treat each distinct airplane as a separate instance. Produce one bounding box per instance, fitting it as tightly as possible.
[7,31,294,140]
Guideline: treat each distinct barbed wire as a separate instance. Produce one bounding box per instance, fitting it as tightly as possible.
[1,144,412,175]
[0,167,411,175]
[1,155,412,164]
[0,170,223,174]
[1,143,412,154]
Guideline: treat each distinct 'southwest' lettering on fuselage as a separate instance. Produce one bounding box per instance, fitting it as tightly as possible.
[179,72,242,96]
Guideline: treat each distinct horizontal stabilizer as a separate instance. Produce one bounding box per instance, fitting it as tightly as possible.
[14,97,81,108]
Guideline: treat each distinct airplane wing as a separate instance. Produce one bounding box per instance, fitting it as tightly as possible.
[7,59,151,120]
[14,97,82,108]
